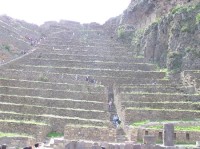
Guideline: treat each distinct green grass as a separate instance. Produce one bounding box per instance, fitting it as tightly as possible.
[149,125,200,132]
[0,132,32,138]
[131,120,150,127]
[196,13,200,24]
[47,132,64,138]
[126,107,200,112]
[0,119,47,125]
[131,120,200,132]
[171,5,196,14]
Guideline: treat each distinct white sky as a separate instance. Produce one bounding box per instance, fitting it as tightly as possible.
[0,0,131,25]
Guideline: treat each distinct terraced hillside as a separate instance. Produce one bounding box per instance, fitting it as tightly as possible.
[0,15,41,64]
[0,20,199,146]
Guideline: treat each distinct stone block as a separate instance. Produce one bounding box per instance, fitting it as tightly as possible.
[2,144,6,149]
[92,145,101,149]
[114,144,121,149]
[76,141,86,149]
[133,144,141,149]
[65,141,77,149]
[100,142,109,149]
[120,144,125,149]
[124,143,134,149]
[143,135,156,145]
[163,123,174,146]
[109,144,115,149]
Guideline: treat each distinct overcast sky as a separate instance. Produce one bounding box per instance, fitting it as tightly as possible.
[0,0,131,25]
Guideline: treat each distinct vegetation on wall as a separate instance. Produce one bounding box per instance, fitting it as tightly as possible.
[131,29,144,55]
[117,26,126,39]
[0,44,11,52]
[196,13,200,24]
[47,132,64,138]
[167,51,183,73]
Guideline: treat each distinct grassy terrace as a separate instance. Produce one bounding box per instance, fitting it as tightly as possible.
[13,60,155,71]
[4,65,162,72]
[0,119,47,125]
[0,94,104,104]
[131,120,200,127]
[122,92,198,95]
[65,124,107,128]
[119,85,182,89]
[0,74,172,86]
[122,101,200,108]
[3,66,165,79]
[0,111,109,124]
[0,102,106,113]
[0,78,104,89]
[0,86,104,94]
[123,101,200,105]
[39,44,126,49]
[29,53,144,60]
[149,125,200,132]
[0,69,167,82]
[0,132,32,138]
[23,58,154,66]
[44,41,122,46]
[126,107,200,112]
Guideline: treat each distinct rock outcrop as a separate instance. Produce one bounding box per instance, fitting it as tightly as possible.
[104,0,200,73]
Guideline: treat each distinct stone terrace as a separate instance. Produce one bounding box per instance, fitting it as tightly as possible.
[0,21,199,147]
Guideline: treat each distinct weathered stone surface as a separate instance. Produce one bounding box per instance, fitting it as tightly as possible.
[133,144,141,149]
[143,135,156,145]
[163,123,174,146]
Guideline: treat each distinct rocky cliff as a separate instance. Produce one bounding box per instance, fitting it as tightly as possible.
[140,3,200,73]
[105,0,200,74]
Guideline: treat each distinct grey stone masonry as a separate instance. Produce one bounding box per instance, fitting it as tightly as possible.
[163,123,174,147]
[143,135,156,145]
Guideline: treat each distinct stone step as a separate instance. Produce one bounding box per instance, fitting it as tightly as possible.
[0,69,171,86]
[38,44,128,51]
[46,37,118,44]
[44,39,122,47]
[125,108,200,125]
[3,66,165,79]
[47,32,111,40]
[122,101,200,111]
[0,112,109,133]
[0,119,49,142]
[10,58,156,71]
[0,94,106,111]
[120,93,200,102]
[36,47,133,57]
[25,53,146,63]
[0,102,108,120]
[118,85,193,94]
[0,86,106,102]
[0,78,105,93]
